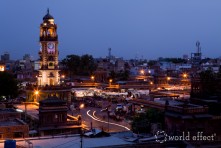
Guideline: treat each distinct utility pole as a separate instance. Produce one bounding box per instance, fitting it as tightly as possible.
[25,103,27,121]
[107,107,110,132]
[80,132,82,148]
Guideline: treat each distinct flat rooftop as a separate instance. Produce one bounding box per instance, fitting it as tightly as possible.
[0,119,26,126]
[0,133,133,148]
[15,104,39,120]
[154,98,201,107]
[0,108,17,113]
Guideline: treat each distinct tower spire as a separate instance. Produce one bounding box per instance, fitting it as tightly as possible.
[47,8,49,14]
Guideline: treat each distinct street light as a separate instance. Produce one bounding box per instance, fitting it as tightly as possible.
[167,77,171,86]
[183,73,187,78]
[80,103,84,109]
[34,90,39,102]
[140,69,145,75]
[182,73,188,89]
[109,79,113,87]
[91,76,95,85]
[91,76,95,81]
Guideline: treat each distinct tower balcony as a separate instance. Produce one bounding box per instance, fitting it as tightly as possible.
[39,65,59,70]
[40,36,58,41]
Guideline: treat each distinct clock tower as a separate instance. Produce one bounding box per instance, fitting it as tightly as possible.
[37,9,60,86]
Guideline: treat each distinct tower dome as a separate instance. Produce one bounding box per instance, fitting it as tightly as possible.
[43,9,54,21]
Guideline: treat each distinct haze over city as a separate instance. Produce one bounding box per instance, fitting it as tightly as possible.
[1,0,221,60]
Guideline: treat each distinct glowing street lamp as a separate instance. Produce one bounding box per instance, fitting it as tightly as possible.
[34,90,39,102]
[61,75,65,79]
[150,81,153,85]
[183,73,187,78]
[91,75,95,82]
[140,69,145,75]
[91,76,94,80]
[167,77,171,85]
[80,103,84,109]
[109,79,113,87]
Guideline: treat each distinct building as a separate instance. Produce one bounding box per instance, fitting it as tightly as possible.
[38,96,81,136]
[165,103,221,145]
[1,52,10,62]
[15,57,35,81]
[26,10,73,103]
[191,41,202,71]
[37,9,60,86]
[0,108,29,139]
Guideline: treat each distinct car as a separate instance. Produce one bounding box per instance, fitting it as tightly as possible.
[101,108,108,112]
[136,109,146,114]
[116,104,123,111]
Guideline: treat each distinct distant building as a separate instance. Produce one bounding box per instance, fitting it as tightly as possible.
[0,108,29,139]
[23,54,32,61]
[183,54,188,60]
[15,58,34,81]
[191,41,202,70]
[1,52,10,62]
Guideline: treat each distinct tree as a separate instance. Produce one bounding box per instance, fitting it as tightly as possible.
[80,54,97,75]
[117,70,130,81]
[61,54,81,79]
[61,54,97,78]
[0,72,18,99]
[131,108,164,134]
[131,113,150,133]
[109,71,117,81]
[148,60,157,67]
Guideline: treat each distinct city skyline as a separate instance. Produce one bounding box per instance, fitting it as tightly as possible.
[1,0,221,60]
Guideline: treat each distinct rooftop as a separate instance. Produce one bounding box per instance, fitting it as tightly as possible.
[0,133,133,148]
[40,96,66,104]
[0,119,26,126]
[43,9,54,21]
[0,108,17,113]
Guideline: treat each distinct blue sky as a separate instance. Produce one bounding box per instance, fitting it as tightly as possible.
[0,0,221,60]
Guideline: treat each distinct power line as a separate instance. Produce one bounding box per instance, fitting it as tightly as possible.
[51,138,80,148]
[63,142,80,148]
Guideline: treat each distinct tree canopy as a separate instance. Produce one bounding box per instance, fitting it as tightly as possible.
[61,54,97,78]
[131,108,164,134]
[0,72,18,99]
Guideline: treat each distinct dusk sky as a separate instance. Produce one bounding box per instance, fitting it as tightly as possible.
[1,1,221,60]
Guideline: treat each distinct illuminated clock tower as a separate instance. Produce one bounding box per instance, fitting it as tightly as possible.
[37,9,60,86]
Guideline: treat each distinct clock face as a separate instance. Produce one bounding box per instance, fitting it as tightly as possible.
[47,42,55,50]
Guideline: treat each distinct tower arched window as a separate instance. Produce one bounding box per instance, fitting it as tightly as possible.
[48,56,54,61]
[49,62,54,67]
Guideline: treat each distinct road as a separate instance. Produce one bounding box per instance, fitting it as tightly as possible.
[15,103,131,133]
[69,106,131,132]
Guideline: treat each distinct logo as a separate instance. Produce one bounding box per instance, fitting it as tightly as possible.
[155,130,167,143]
[155,131,216,143]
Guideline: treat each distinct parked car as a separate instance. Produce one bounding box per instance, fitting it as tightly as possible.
[116,104,123,111]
